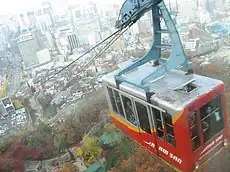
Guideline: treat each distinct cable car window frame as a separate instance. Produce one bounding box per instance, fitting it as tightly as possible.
[106,85,166,113]
[151,107,165,141]
[113,89,125,117]
[107,86,118,113]
[106,85,177,146]
[162,112,176,147]
[151,107,176,147]
[107,86,125,117]
[188,111,201,151]
[120,92,139,127]
[133,98,153,135]
[106,85,166,131]
[199,95,224,143]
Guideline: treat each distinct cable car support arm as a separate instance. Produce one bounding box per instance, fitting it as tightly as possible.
[115,0,192,93]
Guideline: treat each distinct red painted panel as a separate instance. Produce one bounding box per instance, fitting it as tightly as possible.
[111,114,186,171]
[109,83,229,172]
[172,109,192,171]
[182,84,228,171]
[156,140,185,170]
[138,131,158,154]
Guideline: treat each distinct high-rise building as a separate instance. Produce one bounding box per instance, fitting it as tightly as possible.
[0,24,10,44]
[195,0,199,9]
[177,0,196,20]
[36,9,43,16]
[205,0,216,15]
[19,13,28,30]
[67,32,79,51]
[45,32,54,48]
[137,13,152,35]
[164,0,178,12]
[17,33,40,69]
[71,3,102,45]
[215,0,226,9]
[32,28,45,50]
[42,1,54,27]
[7,16,19,33]
[36,9,48,34]
[27,11,37,28]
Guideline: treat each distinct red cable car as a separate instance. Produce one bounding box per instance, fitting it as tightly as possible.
[102,60,229,171]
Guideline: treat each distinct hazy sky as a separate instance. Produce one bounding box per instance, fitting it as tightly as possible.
[0,0,41,15]
[0,0,123,15]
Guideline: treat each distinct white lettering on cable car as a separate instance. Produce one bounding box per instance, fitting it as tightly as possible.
[144,141,155,148]
[200,134,223,155]
[158,146,182,164]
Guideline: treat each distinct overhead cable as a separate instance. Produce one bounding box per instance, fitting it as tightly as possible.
[23,24,132,95]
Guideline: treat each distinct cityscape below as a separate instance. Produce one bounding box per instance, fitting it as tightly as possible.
[0,0,230,171]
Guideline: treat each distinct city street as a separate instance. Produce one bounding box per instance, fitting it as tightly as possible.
[7,67,21,95]
[6,53,22,96]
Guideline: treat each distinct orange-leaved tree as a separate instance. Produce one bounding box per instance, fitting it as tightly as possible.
[56,163,74,172]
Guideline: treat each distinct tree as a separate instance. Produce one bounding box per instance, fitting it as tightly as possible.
[0,141,41,171]
[75,134,103,164]
[0,88,109,169]
[36,120,53,134]
[37,92,53,109]
[54,133,67,155]
[23,98,37,126]
[56,163,74,172]
[0,81,8,98]
[111,143,174,172]
[44,104,57,118]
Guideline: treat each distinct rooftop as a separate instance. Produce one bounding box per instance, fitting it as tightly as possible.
[17,33,36,43]
[102,59,223,109]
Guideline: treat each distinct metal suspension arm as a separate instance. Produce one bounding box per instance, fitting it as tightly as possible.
[116,0,163,29]
[115,0,192,93]
[115,2,162,77]
[141,1,190,85]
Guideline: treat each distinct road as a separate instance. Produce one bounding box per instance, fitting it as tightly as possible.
[6,53,22,96]
[7,67,21,95]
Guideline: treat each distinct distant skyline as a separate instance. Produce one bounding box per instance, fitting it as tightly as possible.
[0,0,123,15]
[0,0,193,16]
[0,0,41,15]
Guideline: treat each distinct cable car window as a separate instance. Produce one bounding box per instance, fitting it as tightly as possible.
[188,112,201,151]
[122,95,138,126]
[135,101,151,134]
[200,95,224,143]
[152,108,164,140]
[113,90,124,117]
[163,112,175,146]
[107,87,118,113]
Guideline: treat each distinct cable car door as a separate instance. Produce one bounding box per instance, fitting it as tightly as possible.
[151,107,177,158]
[134,99,157,154]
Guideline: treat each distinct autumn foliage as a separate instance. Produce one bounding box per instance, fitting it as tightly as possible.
[75,134,103,164]
[0,142,41,172]
[0,89,108,171]
[56,163,74,172]
[0,80,8,98]
[111,145,175,172]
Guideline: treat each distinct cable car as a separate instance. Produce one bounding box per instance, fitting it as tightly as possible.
[102,60,228,171]
[102,0,229,171]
